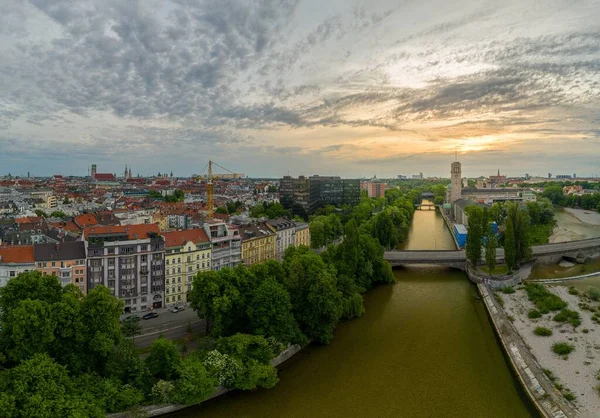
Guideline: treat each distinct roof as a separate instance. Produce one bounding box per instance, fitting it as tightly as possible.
[15,216,43,224]
[294,222,309,231]
[0,245,35,264]
[454,199,478,210]
[461,187,525,194]
[162,229,210,248]
[267,217,295,231]
[84,223,160,240]
[240,223,275,241]
[94,173,117,181]
[34,241,86,261]
[74,213,98,228]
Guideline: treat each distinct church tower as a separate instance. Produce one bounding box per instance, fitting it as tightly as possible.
[450,159,462,203]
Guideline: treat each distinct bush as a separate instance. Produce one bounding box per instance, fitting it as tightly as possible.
[534,327,553,336]
[524,283,567,314]
[553,309,581,328]
[552,342,575,356]
[563,391,576,402]
[583,328,589,334]
[501,286,516,294]
[587,286,600,301]
[568,286,579,295]
[528,309,542,319]
[543,368,556,381]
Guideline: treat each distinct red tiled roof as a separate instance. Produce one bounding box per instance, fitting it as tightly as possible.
[0,245,35,264]
[15,216,43,224]
[74,214,98,228]
[162,229,209,248]
[84,223,160,240]
[94,173,116,181]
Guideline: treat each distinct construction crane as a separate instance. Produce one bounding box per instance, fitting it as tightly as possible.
[197,160,244,219]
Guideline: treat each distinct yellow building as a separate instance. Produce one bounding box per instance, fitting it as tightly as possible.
[294,222,311,248]
[240,223,276,266]
[152,211,168,231]
[162,229,211,307]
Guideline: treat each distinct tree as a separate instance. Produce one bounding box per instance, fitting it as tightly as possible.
[215,206,228,214]
[465,207,483,266]
[485,229,497,275]
[504,216,517,271]
[542,184,564,205]
[148,190,162,199]
[145,337,181,380]
[172,358,216,405]
[2,354,104,418]
[247,278,305,345]
[34,209,47,218]
[215,334,278,390]
[121,317,142,339]
[283,251,343,344]
[506,203,532,265]
[49,211,67,219]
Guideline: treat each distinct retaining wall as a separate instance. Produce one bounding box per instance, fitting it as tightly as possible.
[466,265,522,288]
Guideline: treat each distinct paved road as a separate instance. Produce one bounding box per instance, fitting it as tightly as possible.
[134,319,206,348]
[122,307,200,334]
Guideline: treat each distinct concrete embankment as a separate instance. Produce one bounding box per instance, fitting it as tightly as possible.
[527,270,600,284]
[108,344,304,418]
[478,283,577,418]
[439,209,460,250]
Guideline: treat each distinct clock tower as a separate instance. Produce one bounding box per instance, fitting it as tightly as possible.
[450,160,462,203]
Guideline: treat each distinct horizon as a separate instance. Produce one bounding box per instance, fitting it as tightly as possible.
[1,1,599,178]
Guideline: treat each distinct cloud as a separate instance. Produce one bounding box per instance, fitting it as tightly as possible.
[0,0,599,177]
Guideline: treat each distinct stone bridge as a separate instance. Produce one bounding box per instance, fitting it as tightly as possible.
[384,237,600,270]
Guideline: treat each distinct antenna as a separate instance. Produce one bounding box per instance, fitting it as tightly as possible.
[454,151,457,162]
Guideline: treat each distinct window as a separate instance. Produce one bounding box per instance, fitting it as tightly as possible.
[166,278,170,285]
[9,271,15,277]
[178,277,181,283]
[187,256,191,262]
[166,259,169,265]
[51,262,55,267]
[141,297,146,302]
[177,267,181,273]
[141,255,147,262]
[177,295,181,301]
[166,296,170,302]
[177,258,181,263]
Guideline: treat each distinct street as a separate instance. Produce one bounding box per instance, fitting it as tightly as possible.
[134,319,206,348]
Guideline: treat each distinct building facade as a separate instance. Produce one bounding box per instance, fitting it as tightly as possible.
[294,222,310,248]
[280,175,310,214]
[266,218,296,260]
[280,175,361,214]
[84,224,165,313]
[240,223,276,266]
[203,221,242,271]
[0,245,35,287]
[34,241,87,293]
[449,161,462,203]
[162,229,211,307]
[366,182,386,198]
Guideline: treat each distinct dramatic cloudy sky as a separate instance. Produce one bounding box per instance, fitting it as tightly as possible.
[1,0,599,178]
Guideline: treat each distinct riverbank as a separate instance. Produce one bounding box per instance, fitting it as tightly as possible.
[502,285,600,417]
[478,284,577,418]
[550,208,600,243]
[564,208,600,227]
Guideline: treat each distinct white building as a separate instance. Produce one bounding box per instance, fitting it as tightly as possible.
[0,245,35,288]
[267,218,296,260]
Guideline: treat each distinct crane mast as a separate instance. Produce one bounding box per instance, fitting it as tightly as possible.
[206,160,214,219]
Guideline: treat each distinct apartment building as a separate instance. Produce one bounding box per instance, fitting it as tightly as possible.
[0,245,35,287]
[203,220,241,271]
[34,241,87,293]
[162,229,211,307]
[280,175,360,214]
[266,218,296,260]
[84,224,165,313]
[240,223,276,266]
[294,222,311,248]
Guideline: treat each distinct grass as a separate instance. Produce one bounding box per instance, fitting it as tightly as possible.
[563,391,576,402]
[553,309,581,328]
[534,327,553,336]
[501,286,516,294]
[524,283,567,314]
[493,292,504,307]
[528,309,542,319]
[478,265,510,275]
[583,328,590,334]
[529,223,555,246]
[543,368,556,381]
[587,286,600,301]
[568,286,580,295]
[552,342,575,356]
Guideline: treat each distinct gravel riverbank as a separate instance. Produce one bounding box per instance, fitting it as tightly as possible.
[502,285,600,417]
[564,208,600,227]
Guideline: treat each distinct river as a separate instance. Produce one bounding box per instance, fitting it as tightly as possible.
[172,203,532,417]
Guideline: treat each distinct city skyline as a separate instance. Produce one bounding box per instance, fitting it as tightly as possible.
[1,0,599,177]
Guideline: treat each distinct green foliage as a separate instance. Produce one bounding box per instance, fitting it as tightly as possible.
[542,184,565,205]
[121,316,142,338]
[552,342,574,356]
[165,189,185,203]
[533,327,553,336]
[553,309,581,328]
[587,286,600,301]
[493,292,504,307]
[504,215,517,271]
[309,214,343,248]
[543,368,556,381]
[49,210,67,219]
[528,309,542,319]
[215,206,228,214]
[563,391,576,402]
[485,229,497,275]
[34,209,47,218]
[466,206,484,265]
[501,286,515,294]
[215,334,278,390]
[524,283,567,314]
[145,337,181,380]
[147,190,163,199]
[203,350,242,388]
[172,358,217,405]
[251,202,290,219]
[568,286,580,295]
[247,278,305,345]
[340,293,365,320]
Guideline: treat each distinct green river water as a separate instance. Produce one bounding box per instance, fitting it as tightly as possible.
[173,204,532,417]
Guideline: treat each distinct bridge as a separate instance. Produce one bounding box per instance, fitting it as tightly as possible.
[415,203,436,210]
[384,237,600,270]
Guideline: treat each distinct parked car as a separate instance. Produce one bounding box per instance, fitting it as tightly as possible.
[170,306,184,313]
[142,312,159,320]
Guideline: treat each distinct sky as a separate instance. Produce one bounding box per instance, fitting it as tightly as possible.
[1,0,599,179]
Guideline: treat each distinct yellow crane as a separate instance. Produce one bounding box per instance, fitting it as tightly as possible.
[199,160,244,219]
